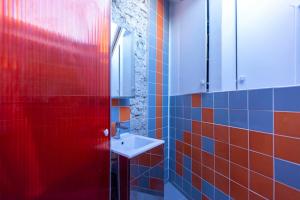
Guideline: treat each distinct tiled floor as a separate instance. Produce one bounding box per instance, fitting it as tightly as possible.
[164,182,187,200]
[129,182,186,200]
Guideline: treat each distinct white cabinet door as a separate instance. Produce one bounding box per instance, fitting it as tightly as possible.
[209,0,237,92]
[169,0,207,95]
[237,0,297,90]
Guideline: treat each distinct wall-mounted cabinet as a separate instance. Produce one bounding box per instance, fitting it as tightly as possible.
[169,0,207,95]
[111,23,135,98]
[169,0,300,94]
[237,0,300,90]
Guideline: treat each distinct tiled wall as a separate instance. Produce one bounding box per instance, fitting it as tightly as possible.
[148,0,169,181]
[111,99,131,136]
[130,144,165,199]
[169,87,300,200]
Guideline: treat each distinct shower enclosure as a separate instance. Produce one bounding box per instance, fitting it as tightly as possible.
[0,0,111,199]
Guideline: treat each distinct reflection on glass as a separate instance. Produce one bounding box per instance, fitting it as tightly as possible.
[111,22,135,98]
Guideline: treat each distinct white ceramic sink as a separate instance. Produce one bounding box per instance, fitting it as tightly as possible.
[111,133,164,159]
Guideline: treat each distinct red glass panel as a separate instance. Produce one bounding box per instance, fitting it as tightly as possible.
[0,0,111,199]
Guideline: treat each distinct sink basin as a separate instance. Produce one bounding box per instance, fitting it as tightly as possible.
[111,133,164,159]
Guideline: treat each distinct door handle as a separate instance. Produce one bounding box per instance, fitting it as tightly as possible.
[103,129,109,137]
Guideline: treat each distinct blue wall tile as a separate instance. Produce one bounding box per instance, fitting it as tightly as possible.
[249,110,273,133]
[111,107,119,122]
[148,82,156,95]
[170,129,175,139]
[176,129,183,141]
[119,99,130,106]
[202,180,214,200]
[163,106,168,117]
[215,188,230,200]
[164,0,170,17]
[184,155,191,170]
[191,187,202,200]
[192,108,202,121]
[184,119,192,132]
[170,96,176,107]
[274,86,300,112]
[149,46,156,61]
[176,96,184,107]
[214,92,229,109]
[169,170,175,182]
[183,180,192,198]
[214,109,229,125]
[202,136,215,154]
[148,118,156,131]
[229,91,248,109]
[202,93,214,108]
[149,33,156,47]
[170,159,175,171]
[163,128,168,139]
[183,95,192,107]
[176,107,184,118]
[163,55,168,66]
[229,109,248,129]
[148,130,156,138]
[148,70,156,84]
[176,118,184,130]
[183,107,192,119]
[183,167,192,182]
[150,165,163,178]
[275,158,300,190]
[149,58,156,71]
[148,106,156,118]
[175,174,183,188]
[170,117,175,128]
[149,21,156,36]
[163,74,169,85]
[163,95,168,105]
[149,95,156,107]
[163,63,169,75]
[170,139,175,152]
[248,88,273,110]
[163,117,168,127]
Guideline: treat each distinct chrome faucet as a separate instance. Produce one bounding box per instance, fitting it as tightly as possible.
[114,122,128,139]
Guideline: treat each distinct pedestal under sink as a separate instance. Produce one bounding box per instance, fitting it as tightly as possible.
[111,133,165,200]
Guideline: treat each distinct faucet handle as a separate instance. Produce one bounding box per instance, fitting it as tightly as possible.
[116,121,129,130]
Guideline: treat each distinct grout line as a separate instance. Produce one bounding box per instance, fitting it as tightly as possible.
[275,157,300,167]
[247,90,250,200]
[275,180,300,193]
[227,89,231,199]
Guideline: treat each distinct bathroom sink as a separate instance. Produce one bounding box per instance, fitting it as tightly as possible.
[111,133,164,159]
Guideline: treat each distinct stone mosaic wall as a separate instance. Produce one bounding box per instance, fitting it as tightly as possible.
[112,0,149,136]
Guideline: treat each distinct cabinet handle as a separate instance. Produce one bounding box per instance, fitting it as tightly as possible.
[238,76,246,84]
[200,80,207,86]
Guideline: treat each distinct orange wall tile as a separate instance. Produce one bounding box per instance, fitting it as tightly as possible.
[120,107,130,122]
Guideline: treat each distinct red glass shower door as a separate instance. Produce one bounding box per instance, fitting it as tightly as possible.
[0,0,111,199]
